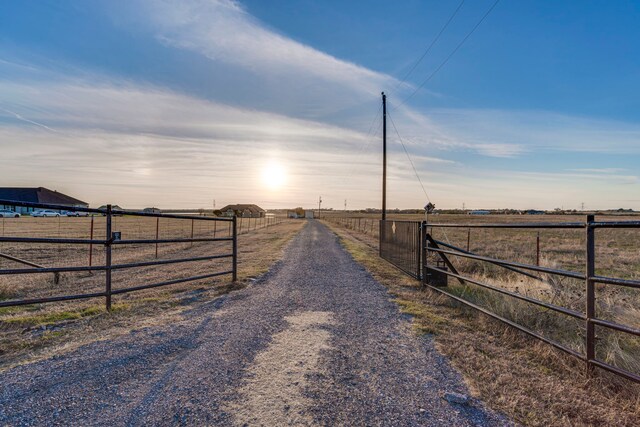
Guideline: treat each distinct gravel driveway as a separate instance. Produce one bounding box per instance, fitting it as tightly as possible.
[0,220,509,426]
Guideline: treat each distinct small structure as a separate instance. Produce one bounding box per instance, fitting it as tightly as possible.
[470,210,490,215]
[287,207,305,219]
[305,210,314,219]
[219,204,265,218]
[143,207,161,214]
[0,187,89,214]
[525,209,545,215]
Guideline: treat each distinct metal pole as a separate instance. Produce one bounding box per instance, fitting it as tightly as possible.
[536,231,540,266]
[421,221,427,286]
[89,216,94,269]
[232,216,238,282]
[382,92,387,221]
[190,218,194,248]
[586,214,595,375]
[105,205,112,311]
[466,228,471,252]
[155,217,159,258]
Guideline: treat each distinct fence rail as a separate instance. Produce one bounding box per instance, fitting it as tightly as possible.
[325,215,640,384]
[421,215,640,383]
[0,199,248,311]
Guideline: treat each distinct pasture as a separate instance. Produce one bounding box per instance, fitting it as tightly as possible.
[0,214,295,366]
[323,212,640,381]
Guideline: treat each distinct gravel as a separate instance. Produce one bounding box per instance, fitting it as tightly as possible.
[0,220,512,426]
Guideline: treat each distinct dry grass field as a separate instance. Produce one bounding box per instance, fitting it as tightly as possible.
[0,215,302,369]
[325,213,640,375]
[323,217,640,426]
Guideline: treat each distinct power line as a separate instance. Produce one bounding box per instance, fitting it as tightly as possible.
[340,104,383,187]
[391,0,466,93]
[394,0,501,111]
[387,109,431,203]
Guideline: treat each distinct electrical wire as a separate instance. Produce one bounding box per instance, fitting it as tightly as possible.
[387,109,431,203]
[393,0,501,111]
[391,0,466,94]
[339,104,383,188]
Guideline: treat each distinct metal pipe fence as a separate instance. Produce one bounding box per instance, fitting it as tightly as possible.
[327,215,640,384]
[0,199,240,311]
[423,215,640,383]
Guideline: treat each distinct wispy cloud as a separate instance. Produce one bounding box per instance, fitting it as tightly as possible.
[140,0,394,95]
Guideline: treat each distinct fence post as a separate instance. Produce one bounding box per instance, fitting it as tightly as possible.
[536,231,540,266]
[421,221,427,286]
[190,218,194,248]
[379,220,383,257]
[585,214,595,376]
[155,217,160,258]
[466,228,471,252]
[105,205,112,311]
[89,215,94,269]
[416,222,422,280]
[232,216,238,282]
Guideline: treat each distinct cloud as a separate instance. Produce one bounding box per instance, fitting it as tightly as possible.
[423,108,640,155]
[0,77,393,208]
[141,0,393,95]
[1,1,639,210]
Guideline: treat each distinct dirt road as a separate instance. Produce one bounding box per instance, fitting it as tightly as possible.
[0,221,508,426]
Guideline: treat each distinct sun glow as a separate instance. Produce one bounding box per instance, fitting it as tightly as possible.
[261,161,287,190]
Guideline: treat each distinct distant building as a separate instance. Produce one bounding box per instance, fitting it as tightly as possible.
[470,210,490,215]
[0,187,88,214]
[305,210,314,219]
[143,207,161,214]
[219,204,265,218]
[525,210,545,215]
[287,211,299,219]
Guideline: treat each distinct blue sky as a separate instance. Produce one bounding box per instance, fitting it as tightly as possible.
[1,0,639,210]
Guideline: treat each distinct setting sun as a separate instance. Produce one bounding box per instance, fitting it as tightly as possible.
[261,161,287,190]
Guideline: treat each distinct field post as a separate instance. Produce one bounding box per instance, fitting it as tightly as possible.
[213,220,217,238]
[155,217,160,258]
[421,221,427,286]
[89,215,94,269]
[378,220,382,257]
[536,232,540,266]
[190,218,194,248]
[585,214,595,375]
[232,216,238,282]
[466,228,471,252]
[105,205,112,311]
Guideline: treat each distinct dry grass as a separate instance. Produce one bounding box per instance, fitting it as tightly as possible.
[325,213,640,375]
[0,218,303,370]
[324,219,640,426]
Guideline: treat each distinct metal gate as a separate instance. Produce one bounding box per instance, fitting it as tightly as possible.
[379,220,423,279]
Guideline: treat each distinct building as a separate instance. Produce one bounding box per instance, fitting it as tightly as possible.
[0,187,89,214]
[219,204,265,218]
[143,207,161,214]
[470,210,491,215]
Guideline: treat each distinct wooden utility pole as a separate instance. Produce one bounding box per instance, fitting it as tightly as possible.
[318,195,322,219]
[382,92,387,221]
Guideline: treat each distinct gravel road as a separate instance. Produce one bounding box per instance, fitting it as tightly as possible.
[0,220,510,426]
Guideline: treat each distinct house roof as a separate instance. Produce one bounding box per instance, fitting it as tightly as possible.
[0,187,88,207]
[220,204,265,214]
